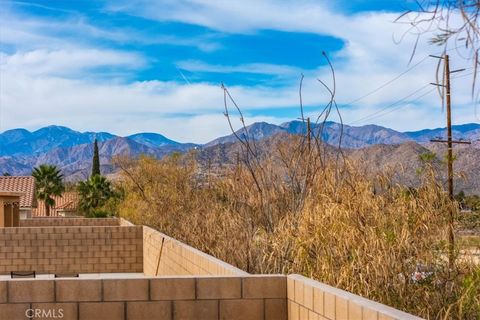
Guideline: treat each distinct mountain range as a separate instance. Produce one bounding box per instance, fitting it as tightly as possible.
[0,122,478,192]
[0,125,196,157]
[206,121,479,148]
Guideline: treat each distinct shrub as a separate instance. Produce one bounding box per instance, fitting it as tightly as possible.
[113,138,478,319]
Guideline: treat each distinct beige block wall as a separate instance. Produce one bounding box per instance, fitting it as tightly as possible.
[143,226,248,276]
[0,275,287,320]
[19,218,121,227]
[0,218,425,319]
[287,275,423,320]
[0,226,143,274]
[119,218,135,226]
[0,275,424,320]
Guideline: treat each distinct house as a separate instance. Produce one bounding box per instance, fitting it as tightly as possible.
[33,191,80,217]
[0,191,22,227]
[0,176,36,219]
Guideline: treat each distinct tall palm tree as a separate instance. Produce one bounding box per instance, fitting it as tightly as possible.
[77,175,113,216]
[32,164,65,217]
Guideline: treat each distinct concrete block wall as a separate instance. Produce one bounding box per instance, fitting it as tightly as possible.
[119,218,135,227]
[0,275,287,320]
[0,226,143,274]
[286,275,423,320]
[19,218,121,227]
[0,218,424,319]
[0,275,424,320]
[143,226,248,276]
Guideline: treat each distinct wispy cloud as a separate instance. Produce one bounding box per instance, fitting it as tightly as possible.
[177,60,302,76]
[0,4,221,52]
[1,49,145,77]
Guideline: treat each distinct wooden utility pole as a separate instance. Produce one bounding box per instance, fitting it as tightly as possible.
[430,54,471,268]
[445,54,453,201]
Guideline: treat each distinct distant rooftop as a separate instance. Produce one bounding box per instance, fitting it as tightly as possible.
[0,176,36,208]
[33,191,79,216]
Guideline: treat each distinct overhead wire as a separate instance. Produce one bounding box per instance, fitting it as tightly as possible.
[344,55,430,106]
[352,87,437,124]
[349,71,474,124]
[344,42,476,108]
[350,84,432,124]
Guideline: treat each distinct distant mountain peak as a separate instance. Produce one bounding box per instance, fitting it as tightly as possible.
[127,132,180,148]
[1,128,31,134]
[0,124,196,157]
[33,125,76,133]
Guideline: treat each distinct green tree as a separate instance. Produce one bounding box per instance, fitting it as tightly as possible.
[32,164,65,216]
[77,175,114,217]
[465,194,480,211]
[419,151,437,164]
[91,139,100,177]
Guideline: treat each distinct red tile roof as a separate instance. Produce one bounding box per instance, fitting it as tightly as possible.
[0,176,37,208]
[33,191,79,217]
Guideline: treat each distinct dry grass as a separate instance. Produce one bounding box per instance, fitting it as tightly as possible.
[113,137,480,319]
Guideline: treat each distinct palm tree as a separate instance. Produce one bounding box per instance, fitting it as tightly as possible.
[77,175,113,216]
[32,164,65,216]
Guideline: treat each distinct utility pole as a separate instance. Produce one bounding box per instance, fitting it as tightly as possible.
[429,54,471,268]
[445,54,453,201]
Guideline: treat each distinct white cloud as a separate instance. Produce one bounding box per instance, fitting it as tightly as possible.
[177,60,302,76]
[1,66,476,143]
[0,0,478,144]
[106,0,342,34]
[84,113,290,142]
[0,70,295,142]
[1,49,144,77]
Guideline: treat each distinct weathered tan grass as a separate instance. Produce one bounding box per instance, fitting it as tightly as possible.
[113,137,480,319]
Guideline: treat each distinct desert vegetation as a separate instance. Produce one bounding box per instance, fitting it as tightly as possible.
[76,139,120,217]
[77,174,117,217]
[103,52,480,318]
[32,164,65,217]
[110,134,478,319]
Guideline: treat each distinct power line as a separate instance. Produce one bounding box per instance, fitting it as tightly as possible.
[344,43,477,107]
[355,87,436,124]
[350,84,432,124]
[345,55,430,106]
[349,70,474,125]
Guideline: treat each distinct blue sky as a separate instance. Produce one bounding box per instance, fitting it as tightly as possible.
[0,0,477,143]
